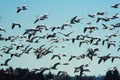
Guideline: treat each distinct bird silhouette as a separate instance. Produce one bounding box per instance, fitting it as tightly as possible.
[111,3,120,8]
[34,13,49,24]
[68,55,77,61]
[102,24,114,30]
[51,54,61,60]
[96,11,107,15]
[84,26,98,33]
[0,27,6,33]
[86,48,98,60]
[50,62,60,70]
[17,5,27,13]
[96,17,110,23]
[46,33,57,39]
[12,22,21,29]
[57,71,67,77]
[107,41,116,49]
[111,56,120,63]
[74,64,90,77]
[88,14,96,18]
[97,53,111,64]
[1,58,11,66]
[61,21,72,30]
[58,31,73,37]
[70,16,78,24]
[11,52,23,58]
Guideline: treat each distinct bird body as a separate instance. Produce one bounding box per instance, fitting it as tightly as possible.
[1,58,11,66]
[51,54,61,60]
[12,22,21,29]
[0,27,6,33]
[111,3,120,8]
[50,62,60,70]
[34,13,49,24]
[97,53,111,64]
[17,5,27,13]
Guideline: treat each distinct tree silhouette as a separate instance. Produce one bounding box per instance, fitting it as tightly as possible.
[104,67,120,80]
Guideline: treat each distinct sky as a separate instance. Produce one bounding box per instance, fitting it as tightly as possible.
[0,0,120,76]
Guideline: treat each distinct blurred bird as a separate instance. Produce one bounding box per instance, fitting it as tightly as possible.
[88,14,96,18]
[12,22,21,29]
[74,64,90,77]
[96,11,107,15]
[46,33,57,39]
[50,62,60,70]
[107,41,116,49]
[17,5,27,13]
[0,27,6,33]
[111,56,120,63]
[96,17,110,23]
[1,58,11,66]
[111,3,120,8]
[57,71,67,77]
[97,53,111,64]
[68,55,77,61]
[34,13,49,24]
[51,54,61,60]
[58,31,73,37]
[61,21,72,30]
[102,24,114,30]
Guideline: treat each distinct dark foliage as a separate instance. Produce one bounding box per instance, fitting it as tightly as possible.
[0,67,120,80]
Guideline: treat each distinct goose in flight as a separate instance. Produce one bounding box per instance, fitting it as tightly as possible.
[58,31,73,37]
[84,26,98,33]
[62,62,69,65]
[51,54,61,60]
[1,58,11,66]
[50,62,60,70]
[102,37,110,45]
[22,44,32,54]
[35,24,49,32]
[50,26,61,32]
[117,45,120,51]
[26,36,39,43]
[79,40,89,47]
[97,53,111,64]
[110,13,120,19]
[96,17,110,23]
[39,67,50,74]
[11,52,23,58]
[107,41,116,49]
[61,21,72,30]
[3,46,13,54]
[12,22,21,29]
[102,24,114,30]
[86,48,98,60]
[46,33,57,39]
[16,43,24,50]
[111,3,120,8]
[70,16,77,24]
[74,64,90,77]
[105,31,119,38]
[111,22,120,28]
[57,71,67,77]
[0,27,6,33]
[96,11,107,15]
[88,14,96,18]
[111,56,120,63]
[17,5,27,13]
[70,16,83,24]
[68,55,77,61]
[34,13,49,24]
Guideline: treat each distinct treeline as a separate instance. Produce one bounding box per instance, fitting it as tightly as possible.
[0,67,119,80]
